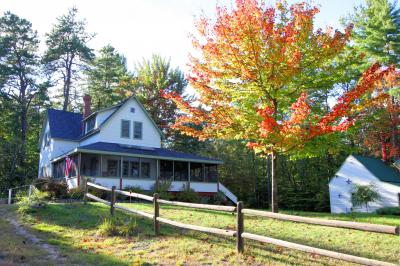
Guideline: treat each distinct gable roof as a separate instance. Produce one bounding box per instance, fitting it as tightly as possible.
[47,109,82,141]
[97,96,164,138]
[46,96,164,141]
[352,155,400,185]
[75,142,223,164]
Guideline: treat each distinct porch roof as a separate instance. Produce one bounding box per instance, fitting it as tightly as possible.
[54,142,223,164]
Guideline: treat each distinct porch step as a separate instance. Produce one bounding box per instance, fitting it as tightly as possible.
[218,183,238,204]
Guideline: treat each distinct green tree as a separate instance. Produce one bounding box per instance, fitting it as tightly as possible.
[0,11,41,173]
[346,0,400,67]
[344,0,400,160]
[86,45,132,110]
[44,7,94,111]
[351,183,380,212]
[132,54,187,141]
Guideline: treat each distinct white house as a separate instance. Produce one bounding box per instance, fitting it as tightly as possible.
[38,95,237,203]
[329,155,400,213]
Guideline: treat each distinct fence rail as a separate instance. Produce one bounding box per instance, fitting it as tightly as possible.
[242,209,399,235]
[85,181,397,266]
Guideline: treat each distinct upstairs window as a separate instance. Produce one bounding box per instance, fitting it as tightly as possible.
[133,121,142,139]
[121,120,130,138]
[43,132,50,147]
[86,117,96,133]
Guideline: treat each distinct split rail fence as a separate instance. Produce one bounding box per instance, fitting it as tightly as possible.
[84,180,398,266]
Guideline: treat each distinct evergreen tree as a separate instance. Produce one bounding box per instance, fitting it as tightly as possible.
[86,45,132,110]
[0,12,42,176]
[44,7,94,111]
[346,0,400,67]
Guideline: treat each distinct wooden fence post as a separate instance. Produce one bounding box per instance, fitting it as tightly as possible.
[153,193,160,236]
[110,186,116,216]
[8,189,12,205]
[236,201,244,253]
[83,179,88,205]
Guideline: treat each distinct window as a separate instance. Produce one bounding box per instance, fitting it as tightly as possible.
[123,161,129,177]
[107,160,118,176]
[130,162,139,178]
[130,107,135,113]
[133,121,143,139]
[141,162,150,178]
[43,132,50,147]
[121,120,130,138]
[86,117,96,133]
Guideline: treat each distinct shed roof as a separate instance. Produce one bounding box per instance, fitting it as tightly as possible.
[76,142,223,164]
[353,155,400,185]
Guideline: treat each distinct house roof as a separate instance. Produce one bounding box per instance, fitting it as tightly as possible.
[353,155,400,185]
[74,142,223,164]
[47,109,82,141]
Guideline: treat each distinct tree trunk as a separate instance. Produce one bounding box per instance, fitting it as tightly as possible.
[271,151,279,213]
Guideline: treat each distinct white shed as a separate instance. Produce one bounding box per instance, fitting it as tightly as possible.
[329,155,400,213]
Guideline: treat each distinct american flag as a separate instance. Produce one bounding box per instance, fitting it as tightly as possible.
[65,157,73,177]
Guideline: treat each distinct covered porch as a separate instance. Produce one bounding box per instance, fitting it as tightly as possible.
[52,144,222,194]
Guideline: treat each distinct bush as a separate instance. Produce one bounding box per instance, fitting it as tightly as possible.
[376,207,400,216]
[17,187,49,214]
[68,187,85,199]
[38,179,69,200]
[209,191,227,205]
[150,180,173,200]
[97,217,140,237]
[89,183,110,200]
[97,217,120,236]
[119,218,140,237]
[176,184,200,203]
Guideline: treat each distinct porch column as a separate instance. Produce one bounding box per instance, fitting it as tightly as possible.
[120,156,123,190]
[187,162,191,189]
[217,165,220,192]
[202,163,205,182]
[77,153,82,187]
[98,155,102,177]
[172,161,175,181]
[139,157,142,178]
[156,159,160,191]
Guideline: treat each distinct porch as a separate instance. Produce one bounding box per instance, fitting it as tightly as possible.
[53,153,219,191]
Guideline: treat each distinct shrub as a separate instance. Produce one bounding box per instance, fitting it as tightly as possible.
[89,183,110,200]
[176,184,200,203]
[38,179,68,200]
[68,187,85,199]
[376,207,400,216]
[119,218,140,237]
[17,187,49,214]
[97,217,140,237]
[351,183,380,212]
[209,191,227,205]
[150,180,173,200]
[97,217,120,236]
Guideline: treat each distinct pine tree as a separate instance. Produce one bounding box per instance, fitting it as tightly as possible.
[347,0,400,66]
[86,45,132,110]
[0,12,42,174]
[44,7,94,111]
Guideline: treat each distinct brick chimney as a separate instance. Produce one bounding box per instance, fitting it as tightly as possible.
[83,94,92,118]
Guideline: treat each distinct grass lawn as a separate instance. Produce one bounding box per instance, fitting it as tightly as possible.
[0,202,399,265]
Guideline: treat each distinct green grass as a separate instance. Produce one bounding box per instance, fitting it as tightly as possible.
[1,202,399,265]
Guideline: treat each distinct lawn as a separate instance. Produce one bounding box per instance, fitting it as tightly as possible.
[0,202,399,265]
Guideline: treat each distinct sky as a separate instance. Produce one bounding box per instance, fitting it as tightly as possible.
[1,0,364,74]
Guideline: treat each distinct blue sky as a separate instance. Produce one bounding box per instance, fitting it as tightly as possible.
[1,0,364,74]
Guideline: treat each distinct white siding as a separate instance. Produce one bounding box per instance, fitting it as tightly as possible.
[329,155,400,213]
[96,108,115,128]
[38,120,79,178]
[80,98,161,148]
